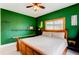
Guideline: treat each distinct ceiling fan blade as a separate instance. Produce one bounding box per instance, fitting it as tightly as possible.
[39,6,45,9]
[26,6,32,8]
[33,3,41,5]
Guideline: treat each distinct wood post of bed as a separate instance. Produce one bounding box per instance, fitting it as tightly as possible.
[16,37,20,51]
[63,30,68,55]
[63,48,67,55]
[64,30,67,39]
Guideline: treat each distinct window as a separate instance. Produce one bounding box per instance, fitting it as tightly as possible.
[45,17,65,31]
[71,15,77,26]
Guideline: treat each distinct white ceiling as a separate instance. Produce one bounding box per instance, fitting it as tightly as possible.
[0,3,76,17]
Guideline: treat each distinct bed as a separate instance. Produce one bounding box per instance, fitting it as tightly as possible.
[16,30,68,55]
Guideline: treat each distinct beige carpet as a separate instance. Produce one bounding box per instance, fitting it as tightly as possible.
[0,43,79,55]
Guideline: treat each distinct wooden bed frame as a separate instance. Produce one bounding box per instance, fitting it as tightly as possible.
[16,37,44,55]
[16,30,67,55]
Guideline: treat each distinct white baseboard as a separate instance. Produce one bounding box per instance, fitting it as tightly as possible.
[0,42,16,48]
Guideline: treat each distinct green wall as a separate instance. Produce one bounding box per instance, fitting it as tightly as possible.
[1,9,36,45]
[0,9,1,45]
[37,4,79,39]
[1,4,79,45]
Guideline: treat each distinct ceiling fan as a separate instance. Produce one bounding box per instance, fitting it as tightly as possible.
[26,3,45,11]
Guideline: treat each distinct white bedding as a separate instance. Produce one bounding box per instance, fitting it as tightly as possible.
[21,35,67,55]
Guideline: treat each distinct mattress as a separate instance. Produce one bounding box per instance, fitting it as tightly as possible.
[21,35,68,55]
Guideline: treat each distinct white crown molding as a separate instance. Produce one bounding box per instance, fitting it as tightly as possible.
[0,3,76,17]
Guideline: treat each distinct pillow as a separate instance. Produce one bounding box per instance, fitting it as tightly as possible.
[42,32,65,39]
[52,32,65,39]
[42,32,52,37]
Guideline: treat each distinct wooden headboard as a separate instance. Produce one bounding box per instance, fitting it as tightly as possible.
[42,17,67,39]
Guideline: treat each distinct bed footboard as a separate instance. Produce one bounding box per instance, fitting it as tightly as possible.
[16,37,43,55]
[16,37,67,55]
